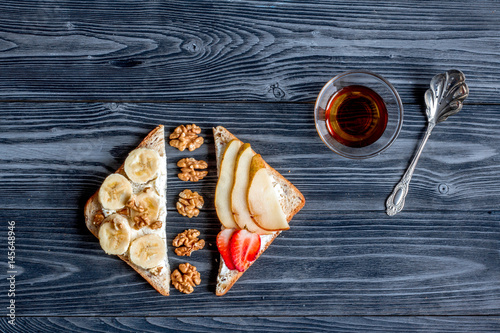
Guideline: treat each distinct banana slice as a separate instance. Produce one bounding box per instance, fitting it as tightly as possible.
[98,173,133,210]
[130,190,161,226]
[124,148,161,183]
[98,214,131,255]
[129,234,166,269]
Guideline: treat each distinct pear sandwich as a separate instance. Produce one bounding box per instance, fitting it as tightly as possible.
[213,126,305,296]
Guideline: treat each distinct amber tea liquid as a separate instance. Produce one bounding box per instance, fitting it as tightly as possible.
[325,85,388,148]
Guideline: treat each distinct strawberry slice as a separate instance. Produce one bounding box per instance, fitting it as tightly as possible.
[216,228,236,270]
[229,229,261,272]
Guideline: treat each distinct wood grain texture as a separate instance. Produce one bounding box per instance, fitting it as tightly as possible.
[0,102,498,212]
[0,0,499,329]
[1,316,499,333]
[0,0,497,103]
[0,209,498,316]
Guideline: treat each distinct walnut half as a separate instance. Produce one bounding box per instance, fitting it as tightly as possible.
[133,214,150,229]
[176,189,204,218]
[172,229,205,256]
[149,266,163,276]
[93,211,105,226]
[177,158,208,182]
[171,263,201,294]
[169,124,204,152]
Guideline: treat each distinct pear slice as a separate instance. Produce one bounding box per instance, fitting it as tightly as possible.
[215,139,243,229]
[231,144,271,234]
[247,154,289,231]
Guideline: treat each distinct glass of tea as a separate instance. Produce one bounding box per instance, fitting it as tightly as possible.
[314,70,403,159]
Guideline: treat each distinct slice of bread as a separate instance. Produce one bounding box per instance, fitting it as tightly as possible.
[213,126,305,296]
[84,125,170,296]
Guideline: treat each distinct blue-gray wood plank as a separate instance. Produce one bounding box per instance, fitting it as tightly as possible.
[0,0,498,103]
[0,103,498,212]
[1,317,499,333]
[0,0,499,332]
[1,209,499,316]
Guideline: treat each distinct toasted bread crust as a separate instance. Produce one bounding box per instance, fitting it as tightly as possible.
[213,126,305,296]
[84,125,170,296]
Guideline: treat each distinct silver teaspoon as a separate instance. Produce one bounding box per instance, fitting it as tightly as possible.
[386,69,469,216]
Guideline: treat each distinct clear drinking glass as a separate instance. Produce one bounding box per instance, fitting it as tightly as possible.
[314,70,404,159]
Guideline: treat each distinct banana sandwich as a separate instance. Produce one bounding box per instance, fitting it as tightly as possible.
[84,125,170,295]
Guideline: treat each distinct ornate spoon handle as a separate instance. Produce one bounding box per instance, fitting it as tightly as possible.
[386,123,435,216]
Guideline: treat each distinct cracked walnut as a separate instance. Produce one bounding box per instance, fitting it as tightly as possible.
[171,263,201,294]
[172,229,205,256]
[176,190,204,218]
[177,158,208,182]
[169,124,204,152]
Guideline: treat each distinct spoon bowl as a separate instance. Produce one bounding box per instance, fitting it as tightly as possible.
[425,69,469,125]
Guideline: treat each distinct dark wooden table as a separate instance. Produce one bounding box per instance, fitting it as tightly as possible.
[1,1,499,332]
